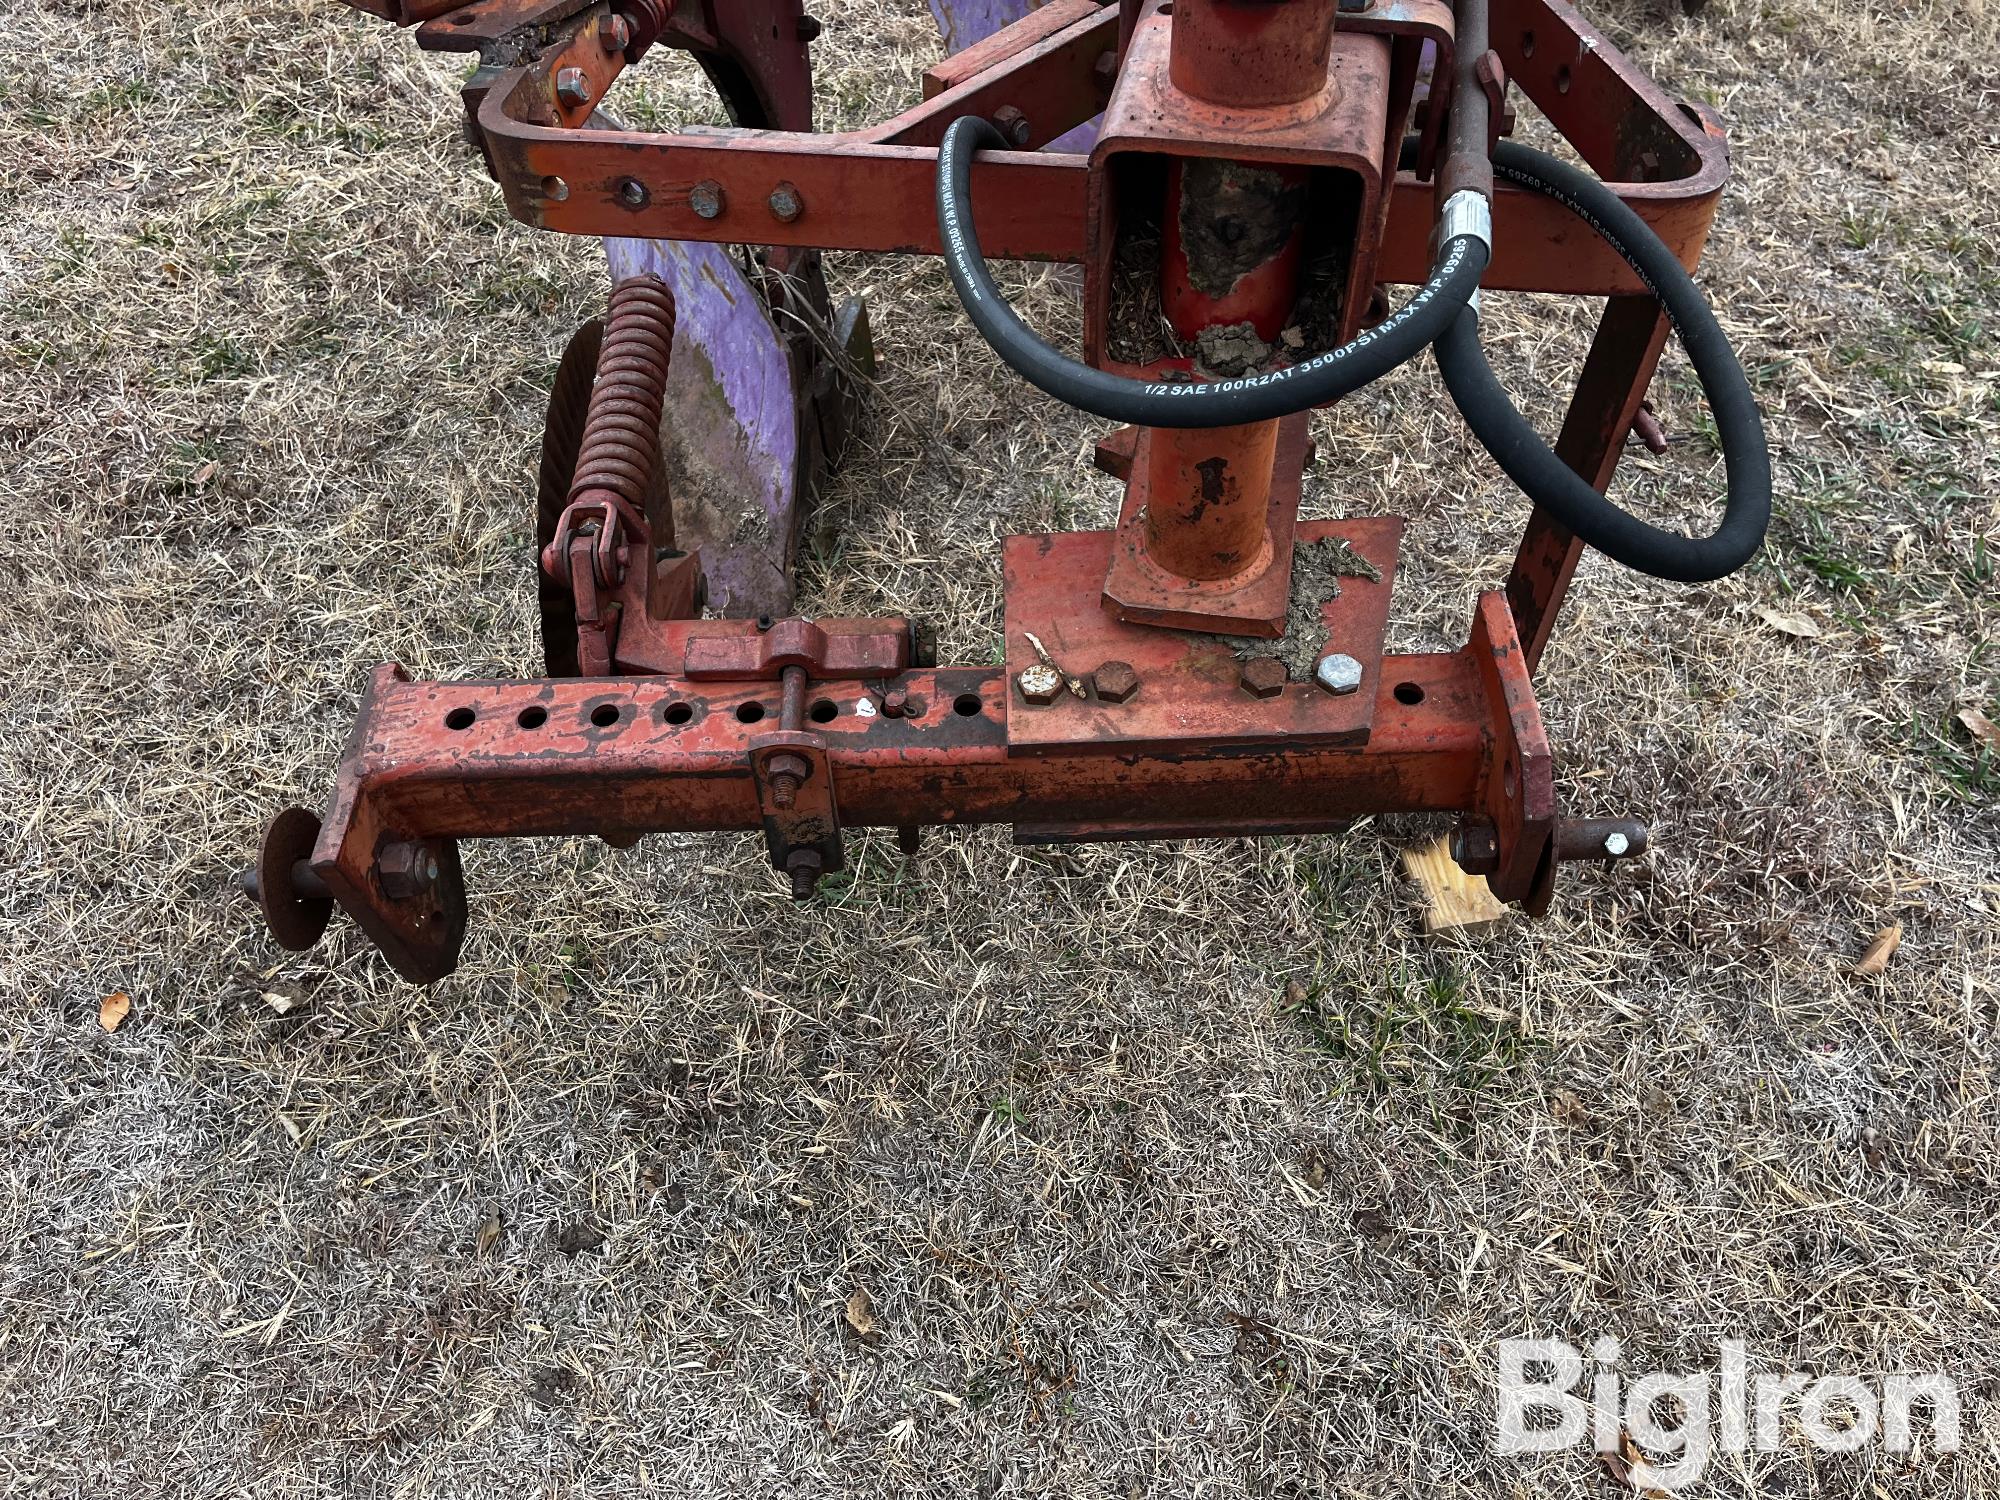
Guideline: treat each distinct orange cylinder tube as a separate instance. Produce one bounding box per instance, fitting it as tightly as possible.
[1143,420,1281,581]
[1167,0,1339,108]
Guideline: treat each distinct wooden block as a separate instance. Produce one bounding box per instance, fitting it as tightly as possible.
[1401,835,1511,935]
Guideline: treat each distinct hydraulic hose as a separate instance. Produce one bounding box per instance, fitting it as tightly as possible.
[935,114,1491,429]
[1433,140,1771,583]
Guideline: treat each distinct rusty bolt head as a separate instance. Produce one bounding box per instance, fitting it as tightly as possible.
[992,105,1032,147]
[1017,664,1063,706]
[882,686,925,719]
[376,842,434,901]
[1092,660,1139,703]
[786,847,823,901]
[1314,652,1364,696]
[767,182,803,223]
[597,12,631,52]
[1093,50,1117,88]
[689,179,724,219]
[1239,657,1288,699]
[554,66,593,109]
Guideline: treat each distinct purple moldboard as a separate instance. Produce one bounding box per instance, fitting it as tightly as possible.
[605,236,797,617]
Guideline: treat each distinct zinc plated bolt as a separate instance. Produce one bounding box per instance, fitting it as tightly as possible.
[1017,664,1063,706]
[1314,653,1363,696]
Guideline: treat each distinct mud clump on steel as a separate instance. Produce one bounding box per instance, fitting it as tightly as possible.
[1176,159,1306,299]
[1193,320,1274,378]
[1212,535,1383,682]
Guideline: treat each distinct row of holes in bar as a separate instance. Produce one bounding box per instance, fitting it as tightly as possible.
[536,28,1577,203]
[440,691,990,735]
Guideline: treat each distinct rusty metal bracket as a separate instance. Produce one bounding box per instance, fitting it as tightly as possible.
[680,617,911,681]
[751,665,845,897]
[1468,590,1555,906]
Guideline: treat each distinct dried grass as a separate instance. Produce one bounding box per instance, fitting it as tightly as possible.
[1,0,1997,1495]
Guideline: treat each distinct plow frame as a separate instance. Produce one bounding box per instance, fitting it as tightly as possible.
[267,0,1730,980]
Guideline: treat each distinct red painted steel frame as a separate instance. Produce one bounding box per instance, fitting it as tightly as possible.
[313,594,1525,981]
[465,0,1726,294]
[276,0,1734,979]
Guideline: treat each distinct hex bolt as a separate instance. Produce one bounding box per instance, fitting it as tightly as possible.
[1017,663,1063,706]
[1603,831,1631,857]
[786,847,823,901]
[554,67,593,109]
[882,686,925,719]
[689,180,725,219]
[992,104,1031,147]
[796,13,823,41]
[768,182,804,223]
[597,12,631,52]
[1314,653,1364,696]
[1239,657,1287,699]
[377,842,433,901]
[1093,51,1117,91]
[1092,660,1140,703]
[764,751,811,810]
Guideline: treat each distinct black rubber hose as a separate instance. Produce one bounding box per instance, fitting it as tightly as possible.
[936,115,1490,429]
[1433,141,1770,583]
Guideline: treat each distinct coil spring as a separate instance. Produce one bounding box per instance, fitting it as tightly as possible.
[569,274,676,515]
[617,0,672,57]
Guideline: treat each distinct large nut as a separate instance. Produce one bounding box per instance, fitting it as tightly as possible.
[992,104,1032,147]
[764,751,811,810]
[1016,664,1063,706]
[1239,657,1287,699]
[1092,660,1139,704]
[376,841,437,901]
[554,67,593,109]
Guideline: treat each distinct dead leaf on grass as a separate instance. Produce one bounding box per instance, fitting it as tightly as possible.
[261,979,310,1015]
[1598,1429,1669,1498]
[1851,923,1902,978]
[1552,1088,1591,1126]
[475,1213,502,1255]
[1958,707,2000,753]
[98,991,130,1032]
[1754,606,1822,639]
[844,1287,878,1340]
[1860,1126,1887,1171]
